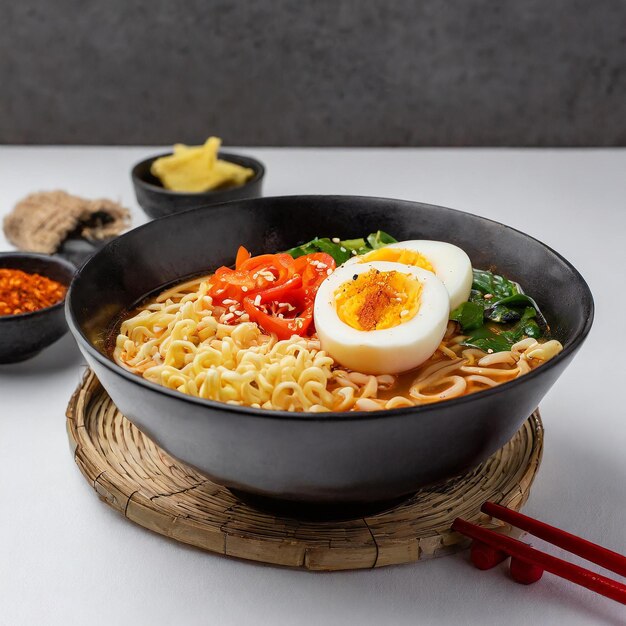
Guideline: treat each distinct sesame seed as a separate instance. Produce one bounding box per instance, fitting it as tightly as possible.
[254,294,261,306]
[241,286,248,292]
[340,247,347,252]
[400,309,410,317]
[353,274,358,280]
[222,313,234,322]
[326,268,333,275]
[332,237,340,243]
[484,293,493,299]
[351,250,357,255]
[222,299,237,305]
[487,348,494,354]
[234,310,244,316]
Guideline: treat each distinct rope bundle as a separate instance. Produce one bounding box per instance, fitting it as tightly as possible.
[3,190,130,254]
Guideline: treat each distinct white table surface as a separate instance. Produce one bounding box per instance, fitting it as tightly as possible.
[1,147,625,626]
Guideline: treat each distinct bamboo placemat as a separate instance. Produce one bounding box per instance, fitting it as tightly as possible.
[66,370,543,571]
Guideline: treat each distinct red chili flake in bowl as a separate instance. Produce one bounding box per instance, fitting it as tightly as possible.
[0,268,67,316]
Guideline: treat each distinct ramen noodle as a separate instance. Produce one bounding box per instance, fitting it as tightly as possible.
[114,235,563,412]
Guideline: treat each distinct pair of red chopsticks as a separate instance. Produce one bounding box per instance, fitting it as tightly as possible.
[452,501,626,604]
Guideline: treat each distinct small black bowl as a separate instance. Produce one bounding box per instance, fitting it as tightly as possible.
[131,151,265,219]
[0,252,75,363]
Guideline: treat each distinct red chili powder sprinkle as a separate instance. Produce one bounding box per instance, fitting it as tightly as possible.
[0,268,67,316]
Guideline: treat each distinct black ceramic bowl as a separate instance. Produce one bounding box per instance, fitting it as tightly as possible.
[0,252,75,363]
[66,196,593,514]
[131,151,265,220]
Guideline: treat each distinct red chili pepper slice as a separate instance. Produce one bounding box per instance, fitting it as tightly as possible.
[239,253,295,285]
[207,250,335,338]
[207,267,256,302]
[243,286,313,340]
[255,274,303,301]
[235,246,252,269]
[293,253,335,299]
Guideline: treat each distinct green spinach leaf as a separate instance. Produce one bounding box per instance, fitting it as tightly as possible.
[450,301,485,332]
[284,238,321,258]
[472,269,521,299]
[456,270,547,352]
[339,238,367,251]
[367,230,398,249]
[501,307,542,343]
[485,303,524,324]
[313,238,352,264]
[460,327,514,353]
[286,231,397,265]
[485,294,546,328]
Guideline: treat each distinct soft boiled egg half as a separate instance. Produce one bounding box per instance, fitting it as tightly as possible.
[344,240,472,310]
[314,261,450,375]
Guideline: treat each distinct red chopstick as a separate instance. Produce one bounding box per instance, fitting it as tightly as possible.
[452,512,626,605]
[482,501,626,578]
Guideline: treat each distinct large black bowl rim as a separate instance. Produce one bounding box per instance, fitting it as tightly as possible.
[131,150,266,197]
[0,251,75,321]
[66,195,595,423]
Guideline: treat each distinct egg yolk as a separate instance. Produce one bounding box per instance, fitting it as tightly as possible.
[334,269,422,331]
[360,248,434,273]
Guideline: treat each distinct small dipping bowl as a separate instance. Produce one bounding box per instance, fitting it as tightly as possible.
[0,252,75,363]
[131,151,265,220]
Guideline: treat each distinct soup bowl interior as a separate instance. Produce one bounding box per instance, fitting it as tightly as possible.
[66,196,593,513]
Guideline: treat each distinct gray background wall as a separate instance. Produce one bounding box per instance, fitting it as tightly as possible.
[2,0,625,146]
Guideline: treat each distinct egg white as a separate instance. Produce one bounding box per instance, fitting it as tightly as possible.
[313,261,450,375]
[345,240,473,310]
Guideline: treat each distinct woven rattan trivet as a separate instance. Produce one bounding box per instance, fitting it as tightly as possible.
[66,370,543,571]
